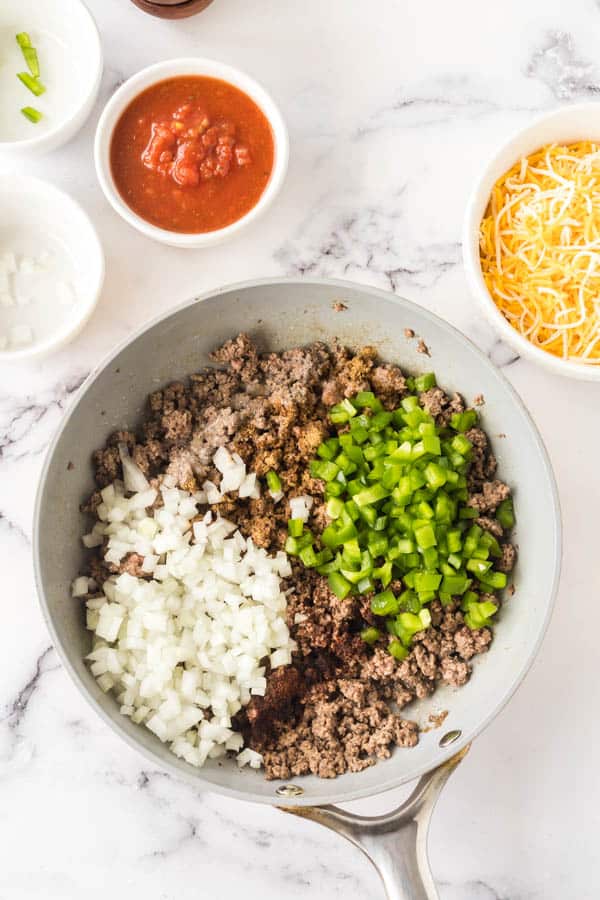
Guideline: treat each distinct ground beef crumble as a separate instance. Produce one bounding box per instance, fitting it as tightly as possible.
[85,333,514,780]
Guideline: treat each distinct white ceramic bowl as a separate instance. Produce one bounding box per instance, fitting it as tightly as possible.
[0,0,102,156]
[0,175,104,361]
[94,58,289,249]
[463,101,600,382]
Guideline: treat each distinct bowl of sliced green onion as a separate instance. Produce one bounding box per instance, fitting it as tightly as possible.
[0,0,102,155]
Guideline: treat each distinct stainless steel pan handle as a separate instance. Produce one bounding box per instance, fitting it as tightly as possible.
[282,746,469,900]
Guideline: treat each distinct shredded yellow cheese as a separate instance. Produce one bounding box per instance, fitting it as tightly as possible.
[479,141,600,364]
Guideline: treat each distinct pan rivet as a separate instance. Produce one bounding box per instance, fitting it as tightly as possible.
[276,783,304,798]
[439,729,462,748]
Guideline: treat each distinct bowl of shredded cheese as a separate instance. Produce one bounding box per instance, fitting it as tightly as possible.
[464,102,600,379]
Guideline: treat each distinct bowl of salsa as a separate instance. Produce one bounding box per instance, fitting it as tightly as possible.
[94,58,288,247]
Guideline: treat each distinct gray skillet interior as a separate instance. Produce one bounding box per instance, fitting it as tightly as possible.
[34,278,561,807]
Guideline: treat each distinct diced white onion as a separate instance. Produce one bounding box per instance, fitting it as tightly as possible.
[239,473,258,499]
[289,495,313,522]
[237,748,263,769]
[213,446,233,473]
[72,576,93,597]
[118,443,150,493]
[81,446,295,772]
[203,480,222,504]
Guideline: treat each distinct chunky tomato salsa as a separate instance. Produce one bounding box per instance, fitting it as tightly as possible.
[110,76,275,234]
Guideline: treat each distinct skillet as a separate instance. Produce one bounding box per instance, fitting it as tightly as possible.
[34,278,561,898]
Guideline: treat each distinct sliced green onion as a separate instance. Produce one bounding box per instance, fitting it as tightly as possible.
[16,33,41,79]
[17,71,45,96]
[22,46,40,79]
[21,106,42,123]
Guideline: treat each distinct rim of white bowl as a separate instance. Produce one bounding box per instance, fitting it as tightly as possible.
[94,58,290,248]
[463,101,600,382]
[0,175,105,361]
[0,0,103,153]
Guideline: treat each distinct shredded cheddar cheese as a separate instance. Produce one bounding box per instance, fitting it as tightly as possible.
[479,141,600,364]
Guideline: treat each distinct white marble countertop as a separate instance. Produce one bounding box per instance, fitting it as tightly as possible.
[1,0,599,897]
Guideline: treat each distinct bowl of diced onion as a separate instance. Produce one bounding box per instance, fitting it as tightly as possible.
[0,175,104,359]
[463,102,600,381]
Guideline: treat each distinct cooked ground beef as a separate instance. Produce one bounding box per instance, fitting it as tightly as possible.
[85,333,513,780]
[467,480,511,513]
[476,515,504,538]
[247,578,494,780]
[497,542,517,573]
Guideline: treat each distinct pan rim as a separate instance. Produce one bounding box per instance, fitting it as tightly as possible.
[33,276,562,806]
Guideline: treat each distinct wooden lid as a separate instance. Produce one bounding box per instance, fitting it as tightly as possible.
[130,0,214,19]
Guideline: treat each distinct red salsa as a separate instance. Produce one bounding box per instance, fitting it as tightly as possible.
[110,76,275,234]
